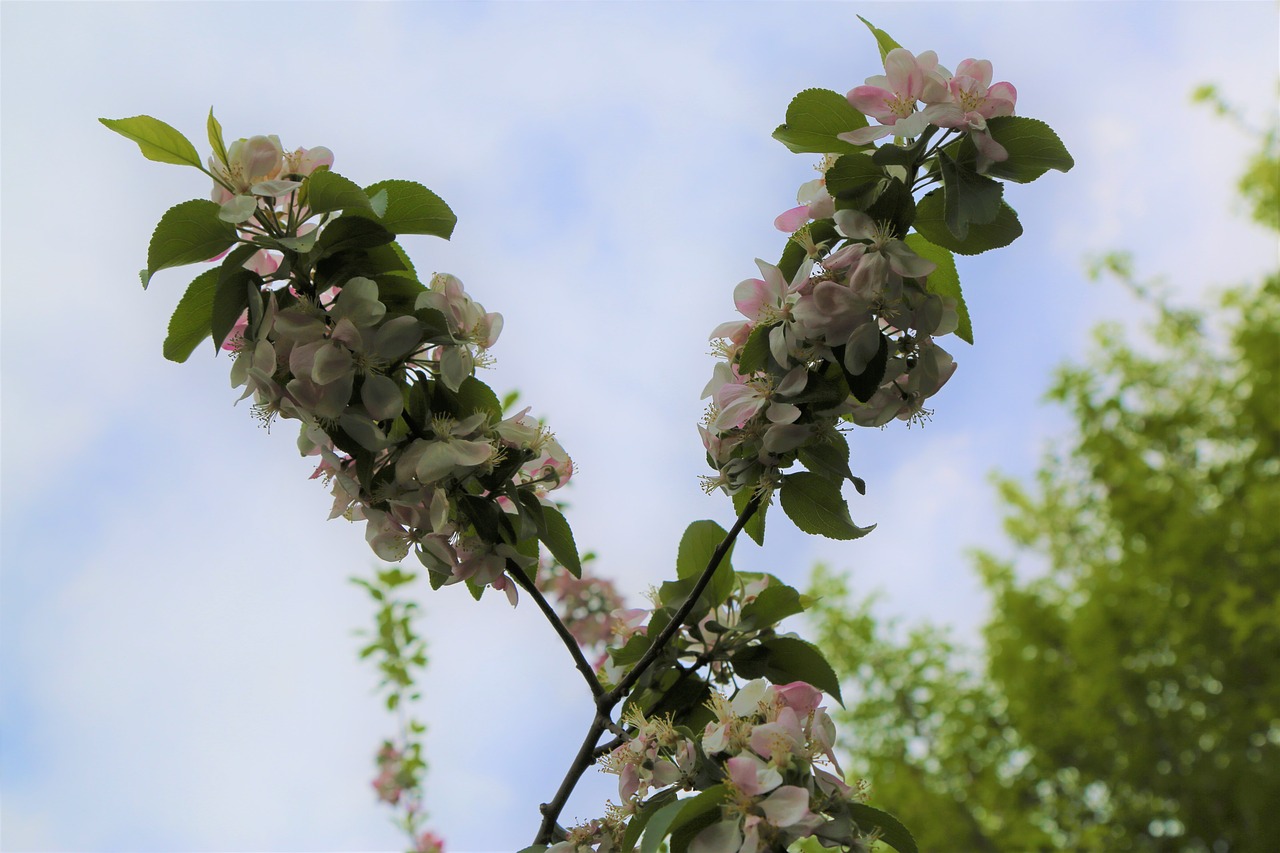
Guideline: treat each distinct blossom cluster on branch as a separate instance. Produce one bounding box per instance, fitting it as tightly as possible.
[104,16,1070,853]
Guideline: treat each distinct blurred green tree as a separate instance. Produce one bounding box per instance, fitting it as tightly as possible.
[808,97,1279,852]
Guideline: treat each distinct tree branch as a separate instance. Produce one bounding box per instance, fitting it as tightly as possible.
[535,713,611,843]
[507,565,605,699]
[532,496,760,842]
[607,495,760,702]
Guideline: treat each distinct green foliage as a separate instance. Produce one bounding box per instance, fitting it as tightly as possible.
[304,169,374,215]
[772,88,869,155]
[937,150,1004,240]
[352,566,432,840]
[730,635,843,704]
[163,267,218,362]
[858,16,903,63]
[143,199,238,287]
[977,261,1280,852]
[206,108,228,167]
[846,803,918,853]
[971,116,1076,184]
[733,487,767,546]
[100,115,203,169]
[902,233,973,344]
[825,152,883,198]
[662,519,737,611]
[537,505,582,578]
[210,246,260,349]
[913,192,1022,255]
[363,179,458,238]
[780,471,874,540]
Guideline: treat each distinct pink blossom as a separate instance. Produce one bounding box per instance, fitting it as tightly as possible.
[415,831,445,853]
[841,48,952,144]
[931,58,1017,168]
[773,177,835,232]
[774,681,823,716]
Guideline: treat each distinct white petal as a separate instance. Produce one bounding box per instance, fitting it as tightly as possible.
[373,315,423,361]
[361,374,404,420]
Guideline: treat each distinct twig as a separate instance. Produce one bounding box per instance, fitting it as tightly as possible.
[607,495,760,702]
[507,565,605,699]
[532,495,760,843]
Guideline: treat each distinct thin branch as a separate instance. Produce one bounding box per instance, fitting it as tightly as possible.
[507,566,605,699]
[533,496,760,841]
[607,495,760,702]
[535,713,612,843]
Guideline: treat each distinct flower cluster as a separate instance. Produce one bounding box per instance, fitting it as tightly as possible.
[692,679,852,852]
[373,741,418,807]
[558,680,865,852]
[843,49,1017,169]
[702,220,957,497]
[207,136,573,604]
[699,47,1013,501]
[209,133,334,226]
[601,709,700,812]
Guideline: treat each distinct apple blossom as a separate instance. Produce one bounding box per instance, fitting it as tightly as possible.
[841,47,952,144]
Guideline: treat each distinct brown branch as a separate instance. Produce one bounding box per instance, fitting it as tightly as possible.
[532,494,761,843]
[607,495,759,702]
[507,565,605,699]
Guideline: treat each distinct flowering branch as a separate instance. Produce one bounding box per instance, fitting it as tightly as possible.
[105,16,1072,853]
[532,494,760,844]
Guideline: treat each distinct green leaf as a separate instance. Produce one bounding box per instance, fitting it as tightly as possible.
[664,520,737,611]
[363,179,457,238]
[737,323,773,374]
[847,803,918,853]
[206,108,228,168]
[825,152,883,198]
[622,788,680,851]
[772,88,869,155]
[858,16,903,62]
[779,471,875,541]
[731,636,844,703]
[163,267,219,362]
[143,199,237,287]
[304,169,372,215]
[914,190,1023,255]
[609,632,653,668]
[739,583,805,630]
[373,273,426,315]
[100,115,202,169]
[976,116,1075,183]
[538,505,582,577]
[667,785,728,852]
[211,267,256,350]
[677,520,734,581]
[938,150,1004,240]
[734,488,766,546]
[312,214,395,260]
[797,433,854,483]
[903,233,973,344]
[454,376,502,420]
[641,798,688,853]
[864,177,916,239]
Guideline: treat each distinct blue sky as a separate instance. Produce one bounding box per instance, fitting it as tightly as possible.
[2,2,1277,851]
